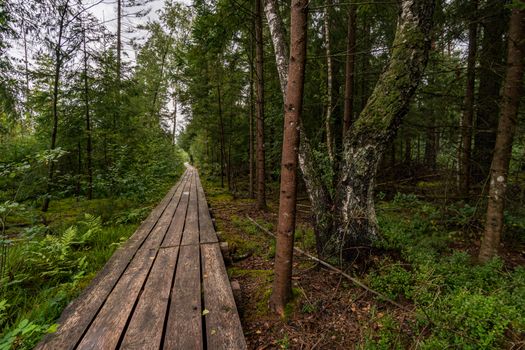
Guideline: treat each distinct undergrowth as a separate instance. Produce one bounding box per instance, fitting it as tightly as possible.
[365,193,525,349]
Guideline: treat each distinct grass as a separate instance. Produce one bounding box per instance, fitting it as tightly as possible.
[0,190,171,349]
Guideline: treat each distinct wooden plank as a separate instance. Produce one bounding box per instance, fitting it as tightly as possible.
[161,171,192,247]
[35,170,190,350]
[201,243,247,350]
[120,246,179,350]
[163,244,203,350]
[195,172,218,244]
[75,173,190,350]
[181,171,199,245]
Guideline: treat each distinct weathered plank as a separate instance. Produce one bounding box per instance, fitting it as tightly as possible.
[201,243,247,350]
[75,173,190,350]
[181,171,199,245]
[35,170,189,350]
[120,246,179,350]
[161,170,191,247]
[163,244,203,350]
[195,172,218,244]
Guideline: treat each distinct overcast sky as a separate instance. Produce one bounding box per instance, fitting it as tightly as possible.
[87,0,166,63]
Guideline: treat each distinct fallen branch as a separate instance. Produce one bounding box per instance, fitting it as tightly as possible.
[246,215,409,311]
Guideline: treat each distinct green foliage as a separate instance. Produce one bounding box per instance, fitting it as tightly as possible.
[365,200,525,348]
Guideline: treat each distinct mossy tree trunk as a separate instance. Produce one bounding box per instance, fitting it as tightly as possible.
[266,0,434,259]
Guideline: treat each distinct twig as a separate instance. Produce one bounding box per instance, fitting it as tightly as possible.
[246,215,409,311]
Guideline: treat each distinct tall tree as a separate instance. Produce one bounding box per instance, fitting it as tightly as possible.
[479,7,525,263]
[458,0,478,196]
[269,0,308,315]
[343,2,357,136]
[255,0,266,210]
[42,0,72,212]
[472,0,507,182]
[323,0,334,162]
[266,0,435,258]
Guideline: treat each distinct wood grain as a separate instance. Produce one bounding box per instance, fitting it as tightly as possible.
[35,170,189,350]
[181,171,199,245]
[201,243,247,350]
[75,173,189,350]
[120,246,179,350]
[163,244,203,350]
[195,172,218,244]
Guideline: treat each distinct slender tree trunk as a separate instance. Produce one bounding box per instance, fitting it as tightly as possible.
[22,19,30,121]
[248,17,256,199]
[359,18,371,113]
[76,141,82,198]
[217,84,226,188]
[458,0,478,196]
[343,2,356,136]
[172,91,177,144]
[405,137,411,165]
[472,0,507,182]
[83,29,93,200]
[42,1,69,213]
[323,0,334,162]
[255,0,267,209]
[115,0,122,130]
[269,0,308,315]
[479,8,525,263]
[264,0,288,96]
[117,0,121,84]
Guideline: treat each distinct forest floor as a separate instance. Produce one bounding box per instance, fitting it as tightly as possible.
[203,179,525,349]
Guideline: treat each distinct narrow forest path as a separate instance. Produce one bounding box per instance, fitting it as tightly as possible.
[35,166,247,350]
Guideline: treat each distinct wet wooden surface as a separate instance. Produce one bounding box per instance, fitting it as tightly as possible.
[35,166,246,350]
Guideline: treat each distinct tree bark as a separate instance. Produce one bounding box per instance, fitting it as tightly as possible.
[249,31,255,199]
[331,0,435,255]
[117,0,122,84]
[255,0,267,210]
[265,0,435,259]
[42,1,69,212]
[472,0,507,182]
[172,91,177,144]
[323,0,334,163]
[343,2,357,136]
[264,0,289,97]
[83,28,93,200]
[479,8,525,263]
[458,0,478,196]
[217,84,226,188]
[269,0,308,315]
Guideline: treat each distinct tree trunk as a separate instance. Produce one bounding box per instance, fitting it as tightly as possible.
[330,0,435,256]
[359,18,371,113]
[458,0,478,196]
[249,19,255,199]
[404,137,411,165]
[269,0,308,315]
[42,1,69,212]
[472,0,507,182]
[172,91,177,144]
[265,0,434,259]
[264,0,289,97]
[323,0,334,163]
[343,2,356,136]
[479,8,525,263]
[83,29,93,200]
[255,0,267,210]
[217,84,226,188]
[117,0,122,84]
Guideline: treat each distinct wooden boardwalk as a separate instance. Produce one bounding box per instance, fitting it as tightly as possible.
[36,167,247,350]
